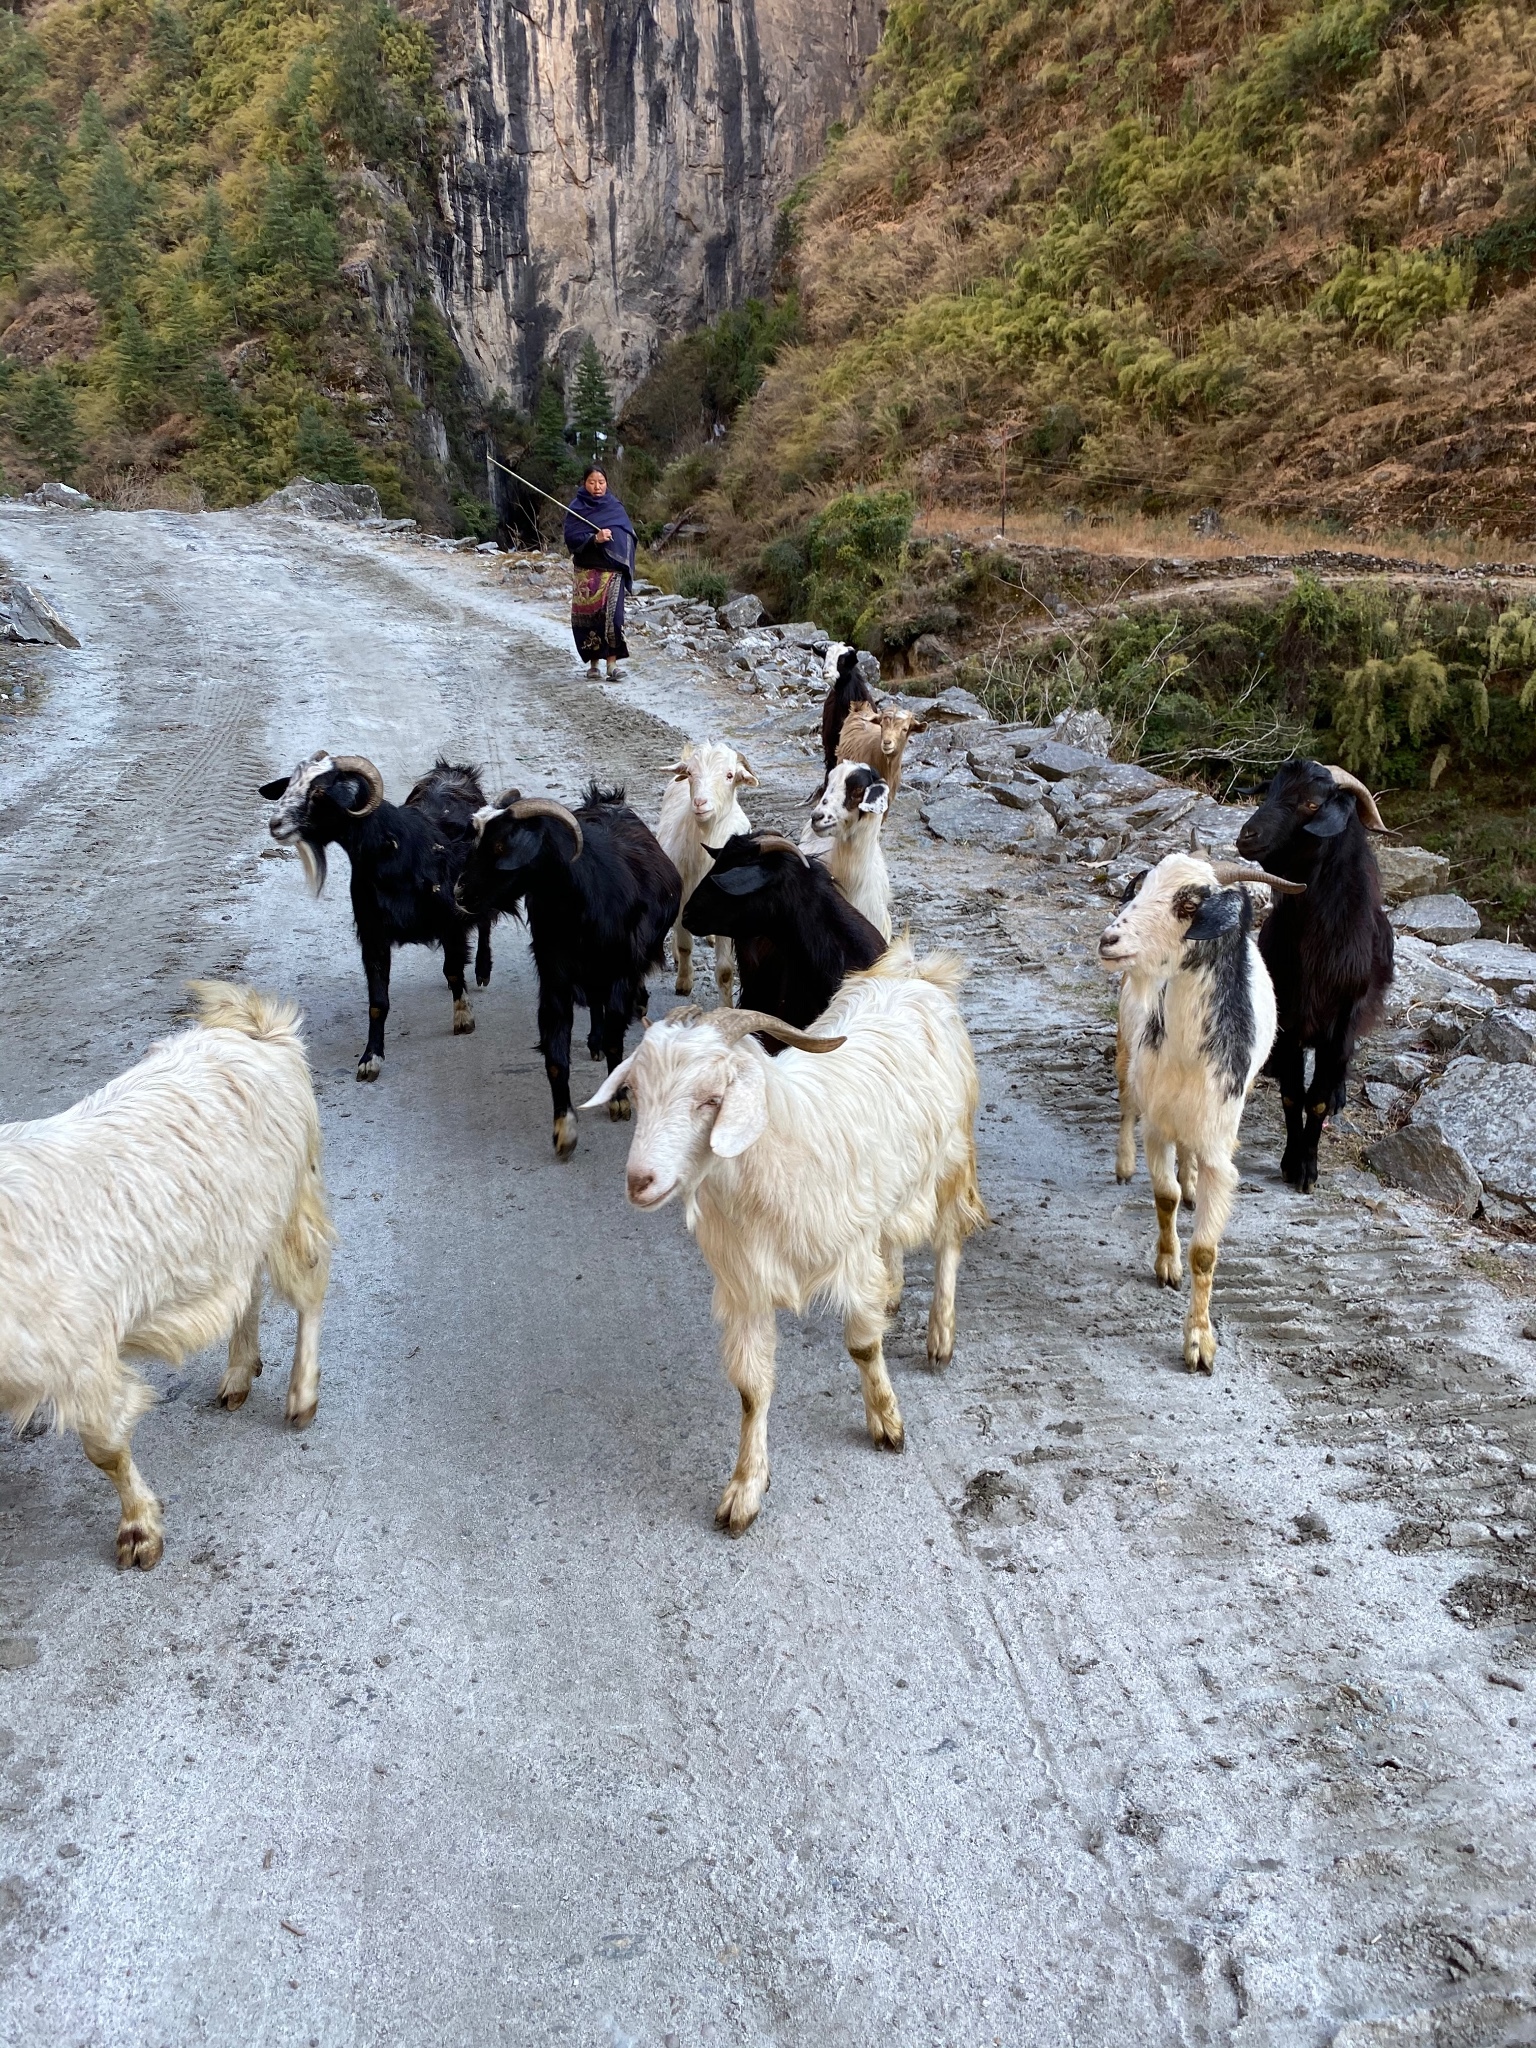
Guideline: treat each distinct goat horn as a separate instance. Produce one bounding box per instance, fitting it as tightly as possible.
[1211,862,1308,896]
[1324,765,1387,831]
[330,755,384,816]
[509,798,584,858]
[709,1007,847,1052]
[752,832,809,865]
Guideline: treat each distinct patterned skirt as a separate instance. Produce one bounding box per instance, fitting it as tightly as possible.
[570,567,628,662]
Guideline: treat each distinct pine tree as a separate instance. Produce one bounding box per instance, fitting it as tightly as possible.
[86,140,141,304]
[528,366,574,493]
[76,89,110,156]
[113,302,159,427]
[17,369,82,477]
[568,336,614,465]
[199,189,238,304]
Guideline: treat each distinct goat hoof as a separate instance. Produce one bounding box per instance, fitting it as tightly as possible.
[285,1396,318,1430]
[356,1056,382,1082]
[116,1513,164,1571]
[1183,1336,1216,1374]
[475,967,492,989]
[553,1114,579,1159]
[714,1475,766,1535]
[453,1007,475,1036]
[926,1337,953,1369]
[869,1414,906,1453]
[217,1383,250,1410]
[1114,1166,1134,1185]
[608,1093,632,1122]
[1155,1256,1182,1288]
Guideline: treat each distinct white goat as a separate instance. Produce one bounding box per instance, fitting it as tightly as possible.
[583,940,987,1532]
[1098,855,1300,1372]
[799,760,893,939]
[655,740,757,1005]
[0,983,334,1568]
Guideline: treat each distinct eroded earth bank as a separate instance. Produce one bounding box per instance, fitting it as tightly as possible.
[2,503,1535,2048]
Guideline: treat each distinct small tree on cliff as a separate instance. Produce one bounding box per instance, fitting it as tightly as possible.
[568,336,614,467]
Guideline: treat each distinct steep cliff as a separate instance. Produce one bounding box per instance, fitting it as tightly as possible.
[432,0,883,408]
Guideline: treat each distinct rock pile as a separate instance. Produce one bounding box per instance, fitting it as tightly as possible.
[22,482,94,510]
[1,581,79,648]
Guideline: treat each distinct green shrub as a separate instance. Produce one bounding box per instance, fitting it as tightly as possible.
[1315,247,1472,348]
[804,487,915,641]
[674,559,730,607]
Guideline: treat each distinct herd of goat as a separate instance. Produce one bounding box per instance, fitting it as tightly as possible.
[0,645,1395,1566]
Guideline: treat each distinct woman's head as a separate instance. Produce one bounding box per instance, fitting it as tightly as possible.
[583,467,607,497]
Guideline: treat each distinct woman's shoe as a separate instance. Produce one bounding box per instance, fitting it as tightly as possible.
[605,660,619,679]
[586,662,600,678]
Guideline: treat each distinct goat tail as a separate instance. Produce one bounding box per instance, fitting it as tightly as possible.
[913,946,968,996]
[187,980,303,1046]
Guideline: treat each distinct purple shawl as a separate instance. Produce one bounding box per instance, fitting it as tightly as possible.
[564,486,636,587]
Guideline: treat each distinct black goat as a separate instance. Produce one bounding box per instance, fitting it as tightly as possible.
[455,783,681,1157]
[682,831,886,1043]
[260,751,496,1082]
[1235,758,1394,1192]
[820,646,875,779]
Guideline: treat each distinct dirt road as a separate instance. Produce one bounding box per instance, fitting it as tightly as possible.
[2,505,1534,2048]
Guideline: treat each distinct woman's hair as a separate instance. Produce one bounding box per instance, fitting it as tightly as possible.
[583,466,606,487]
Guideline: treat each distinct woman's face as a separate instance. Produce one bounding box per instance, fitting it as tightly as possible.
[585,470,607,496]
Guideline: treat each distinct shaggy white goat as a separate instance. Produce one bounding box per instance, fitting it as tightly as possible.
[583,940,987,1532]
[799,760,892,939]
[655,740,757,1005]
[0,983,334,1568]
[1099,854,1299,1371]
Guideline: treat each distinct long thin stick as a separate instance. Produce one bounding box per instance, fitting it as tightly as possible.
[486,453,604,533]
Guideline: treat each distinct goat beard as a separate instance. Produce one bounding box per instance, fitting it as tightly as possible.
[296,839,327,897]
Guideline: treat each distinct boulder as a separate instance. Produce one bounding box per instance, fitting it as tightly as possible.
[22,481,93,509]
[1048,708,1112,757]
[1375,843,1452,903]
[924,686,990,723]
[1391,893,1480,944]
[986,779,1049,812]
[1026,739,1104,782]
[1366,1124,1482,1219]
[719,593,764,630]
[1363,1049,1431,1089]
[257,477,383,522]
[855,650,881,688]
[1,582,80,648]
[1414,1057,1536,1204]
[911,633,954,672]
[1459,1010,1536,1064]
[922,791,1050,853]
[1437,938,1536,991]
[778,621,830,651]
[1077,761,1166,802]
[1363,1079,1409,1116]
[1385,935,1497,1022]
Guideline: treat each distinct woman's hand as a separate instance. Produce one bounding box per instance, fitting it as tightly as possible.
[597,527,612,542]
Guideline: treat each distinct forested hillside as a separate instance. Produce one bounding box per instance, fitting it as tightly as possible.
[0,0,487,521]
[709,0,1536,553]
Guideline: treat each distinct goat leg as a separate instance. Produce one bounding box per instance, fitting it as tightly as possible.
[474,914,494,989]
[714,934,736,1010]
[81,1413,163,1572]
[1114,1018,1136,1182]
[1183,1156,1236,1373]
[357,942,391,1081]
[1147,1133,1183,1287]
[1270,1034,1309,1188]
[847,1287,905,1455]
[716,1309,776,1534]
[443,924,475,1037]
[674,921,694,996]
[538,979,578,1158]
[218,1280,265,1409]
[601,983,633,1120]
[1297,1027,1353,1195]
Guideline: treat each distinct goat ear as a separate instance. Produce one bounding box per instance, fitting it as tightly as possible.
[1184,888,1244,942]
[709,1057,768,1157]
[709,864,765,897]
[581,1052,637,1110]
[734,754,759,786]
[859,781,889,816]
[1304,792,1353,838]
[259,777,290,800]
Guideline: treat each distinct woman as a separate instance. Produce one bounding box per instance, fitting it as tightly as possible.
[564,466,636,679]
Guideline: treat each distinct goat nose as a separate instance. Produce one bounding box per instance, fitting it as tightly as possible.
[627,1167,655,1202]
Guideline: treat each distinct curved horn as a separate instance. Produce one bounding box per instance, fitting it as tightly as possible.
[329,754,384,816]
[752,832,809,865]
[711,1007,846,1052]
[509,797,584,858]
[1324,765,1387,832]
[1212,862,1308,896]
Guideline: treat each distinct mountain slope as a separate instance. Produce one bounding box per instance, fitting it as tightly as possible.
[719,0,1536,548]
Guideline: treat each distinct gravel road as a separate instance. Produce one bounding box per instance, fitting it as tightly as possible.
[2,504,1534,2048]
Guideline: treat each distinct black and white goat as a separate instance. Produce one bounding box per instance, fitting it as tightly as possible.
[681,831,886,1038]
[800,761,892,939]
[260,752,495,1081]
[1235,761,1393,1193]
[455,784,681,1157]
[820,645,876,778]
[1099,854,1302,1372]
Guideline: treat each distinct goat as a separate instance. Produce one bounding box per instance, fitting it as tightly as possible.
[655,740,757,1006]
[455,784,681,1157]
[260,752,496,1081]
[582,940,987,1532]
[1111,867,1197,1205]
[1098,855,1302,1372]
[800,761,893,940]
[1235,760,1393,1192]
[681,831,885,1040]
[820,645,876,778]
[0,983,334,1569]
[836,701,917,802]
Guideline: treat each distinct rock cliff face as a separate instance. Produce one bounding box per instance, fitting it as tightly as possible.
[431,0,882,408]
